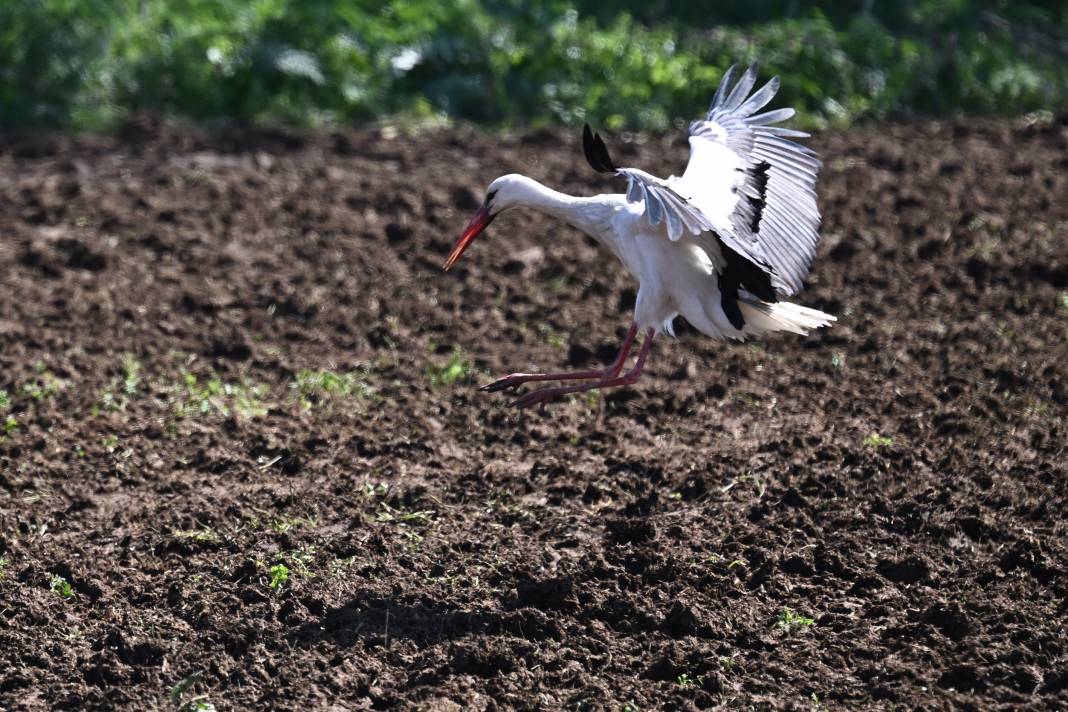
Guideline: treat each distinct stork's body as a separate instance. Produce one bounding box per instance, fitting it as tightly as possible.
[444,65,835,407]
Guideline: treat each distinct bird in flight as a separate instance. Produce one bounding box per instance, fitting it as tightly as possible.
[444,64,835,408]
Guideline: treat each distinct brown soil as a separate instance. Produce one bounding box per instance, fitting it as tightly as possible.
[0,115,1066,711]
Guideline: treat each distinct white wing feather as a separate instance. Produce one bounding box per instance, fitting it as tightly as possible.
[611,64,823,297]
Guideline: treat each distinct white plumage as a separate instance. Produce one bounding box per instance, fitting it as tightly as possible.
[444,64,835,407]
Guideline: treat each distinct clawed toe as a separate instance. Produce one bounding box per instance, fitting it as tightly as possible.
[509,389,552,409]
[479,374,526,392]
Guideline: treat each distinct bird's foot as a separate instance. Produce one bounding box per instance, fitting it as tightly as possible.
[508,376,639,409]
[480,368,612,393]
[480,373,541,393]
[509,387,568,409]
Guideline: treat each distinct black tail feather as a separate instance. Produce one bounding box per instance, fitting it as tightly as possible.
[582,124,617,174]
[720,272,745,330]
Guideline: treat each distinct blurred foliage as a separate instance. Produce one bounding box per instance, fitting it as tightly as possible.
[1,0,1066,131]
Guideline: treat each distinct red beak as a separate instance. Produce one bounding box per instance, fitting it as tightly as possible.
[444,204,495,271]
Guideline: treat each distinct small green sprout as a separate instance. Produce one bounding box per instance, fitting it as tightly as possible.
[363,481,390,498]
[375,505,433,527]
[330,556,357,578]
[425,347,472,387]
[676,673,695,687]
[0,556,8,580]
[22,368,62,402]
[0,389,9,409]
[50,574,74,598]
[174,527,219,544]
[288,548,316,577]
[170,672,217,712]
[268,564,290,590]
[176,372,267,419]
[121,354,141,395]
[775,607,815,631]
[291,368,375,408]
[537,323,567,350]
[102,434,119,452]
[863,433,893,448]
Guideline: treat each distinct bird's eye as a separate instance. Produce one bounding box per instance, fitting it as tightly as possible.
[485,189,498,205]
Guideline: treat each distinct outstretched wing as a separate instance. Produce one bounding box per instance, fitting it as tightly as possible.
[583,64,822,298]
[678,64,822,296]
[583,124,743,294]
[583,123,714,243]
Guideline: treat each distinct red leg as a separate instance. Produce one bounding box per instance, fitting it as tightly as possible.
[510,328,655,408]
[480,323,639,392]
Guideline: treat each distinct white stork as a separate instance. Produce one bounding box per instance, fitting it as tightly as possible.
[444,64,835,408]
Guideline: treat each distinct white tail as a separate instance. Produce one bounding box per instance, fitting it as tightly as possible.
[738,299,836,337]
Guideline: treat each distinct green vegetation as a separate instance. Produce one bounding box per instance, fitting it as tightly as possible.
[170,673,217,712]
[49,574,74,598]
[863,433,894,448]
[175,372,268,419]
[425,347,473,387]
[1,389,17,442]
[22,364,63,403]
[251,508,319,533]
[291,368,375,409]
[174,527,220,545]
[375,503,434,528]
[1,2,1064,132]
[95,354,142,414]
[775,607,815,631]
[268,563,290,590]
[0,556,8,580]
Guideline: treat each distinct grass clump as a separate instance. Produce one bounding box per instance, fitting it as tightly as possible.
[775,607,815,631]
[676,673,702,688]
[0,391,14,442]
[375,504,434,528]
[22,364,63,403]
[291,368,375,409]
[863,433,894,448]
[175,372,267,419]
[49,574,74,598]
[95,354,142,414]
[425,346,473,388]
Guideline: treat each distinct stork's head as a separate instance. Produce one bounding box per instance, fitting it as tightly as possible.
[443,174,533,270]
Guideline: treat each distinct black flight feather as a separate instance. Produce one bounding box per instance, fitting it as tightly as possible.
[747,161,771,233]
[718,236,778,304]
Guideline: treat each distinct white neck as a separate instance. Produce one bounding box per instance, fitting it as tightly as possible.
[502,176,614,237]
